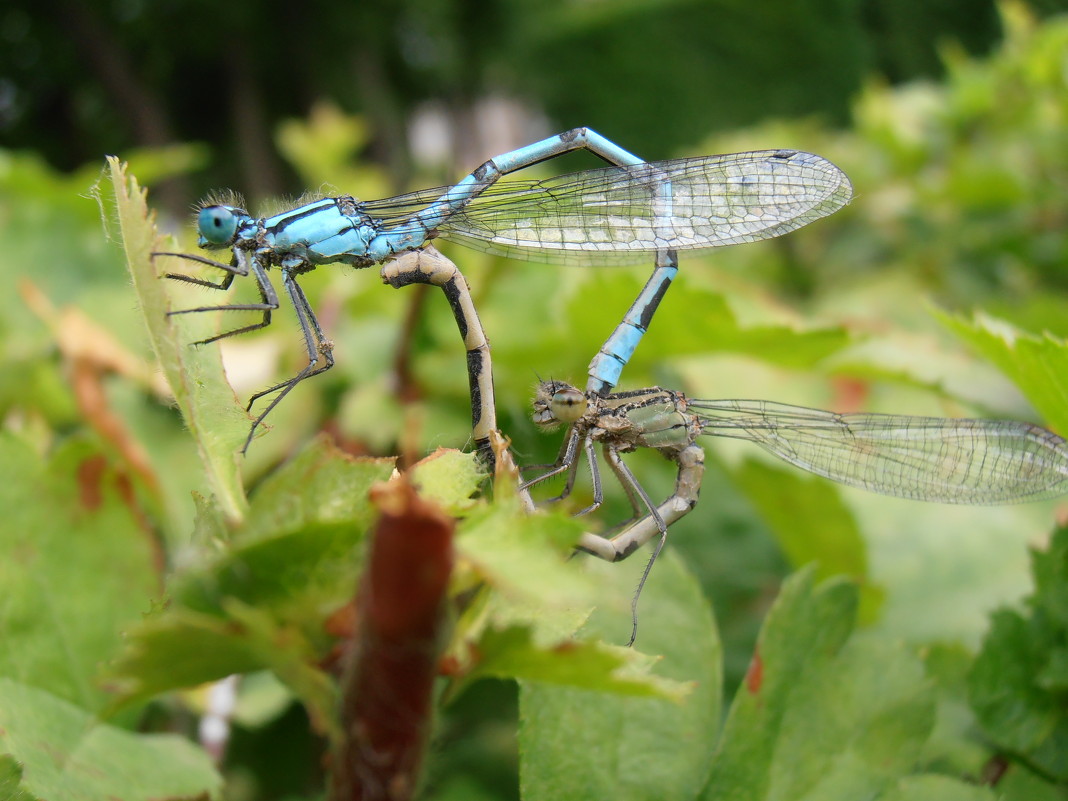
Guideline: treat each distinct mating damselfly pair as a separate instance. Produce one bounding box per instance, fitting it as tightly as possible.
[156,126,1068,642]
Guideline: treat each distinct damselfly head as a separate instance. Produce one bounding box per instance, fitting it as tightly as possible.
[192,191,248,248]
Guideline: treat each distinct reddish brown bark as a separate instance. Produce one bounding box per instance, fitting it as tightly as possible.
[329,477,455,801]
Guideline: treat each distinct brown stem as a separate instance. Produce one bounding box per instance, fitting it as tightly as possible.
[329,475,455,801]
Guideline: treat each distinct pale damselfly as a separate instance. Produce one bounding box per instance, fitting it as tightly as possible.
[523,380,1068,643]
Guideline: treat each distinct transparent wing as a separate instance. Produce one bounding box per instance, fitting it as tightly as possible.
[690,399,1068,503]
[363,150,852,265]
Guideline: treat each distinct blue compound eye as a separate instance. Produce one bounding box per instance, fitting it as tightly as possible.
[198,206,238,245]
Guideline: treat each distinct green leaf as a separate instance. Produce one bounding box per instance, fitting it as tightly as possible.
[108,442,394,728]
[518,549,721,801]
[105,607,275,699]
[239,436,395,546]
[994,761,1068,801]
[457,500,596,616]
[0,755,37,801]
[701,569,937,801]
[275,104,390,198]
[409,448,486,514]
[968,523,1068,782]
[106,157,249,524]
[105,602,341,744]
[622,284,851,368]
[1032,522,1068,631]
[119,143,209,185]
[0,434,159,714]
[729,457,884,621]
[489,274,853,399]
[449,497,692,702]
[171,440,394,618]
[230,671,294,728]
[935,309,1068,434]
[0,152,139,355]
[917,643,990,777]
[0,678,221,801]
[470,624,687,700]
[223,600,341,744]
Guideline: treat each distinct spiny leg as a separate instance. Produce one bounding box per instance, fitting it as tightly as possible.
[519,426,584,495]
[603,447,668,646]
[569,435,607,516]
[520,431,606,517]
[241,269,334,453]
[556,434,596,507]
[164,249,280,346]
[606,447,666,536]
[565,444,666,646]
[154,250,248,290]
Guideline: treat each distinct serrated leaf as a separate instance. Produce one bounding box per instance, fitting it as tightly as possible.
[105,602,340,742]
[968,524,1068,781]
[518,550,721,801]
[0,678,221,801]
[239,436,395,545]
[1032,520,1068,629]
[106,607,272,700]
[0,756,37,801]
[469,623,687,700]
[936,309,1068,435]
[171,441,395,620]
[223,600,340,744]
[701,569,937,801]
[106,157,249,524]
[408,448,486,513]
[109,443,396,722]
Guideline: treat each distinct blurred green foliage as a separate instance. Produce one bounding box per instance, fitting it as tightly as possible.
[969,523,1068,784]
[0,0,1016,195]
[1,3,1068,799]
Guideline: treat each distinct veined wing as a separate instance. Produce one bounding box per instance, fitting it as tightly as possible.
[690,399,1068,504]
[363,150,852,265]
